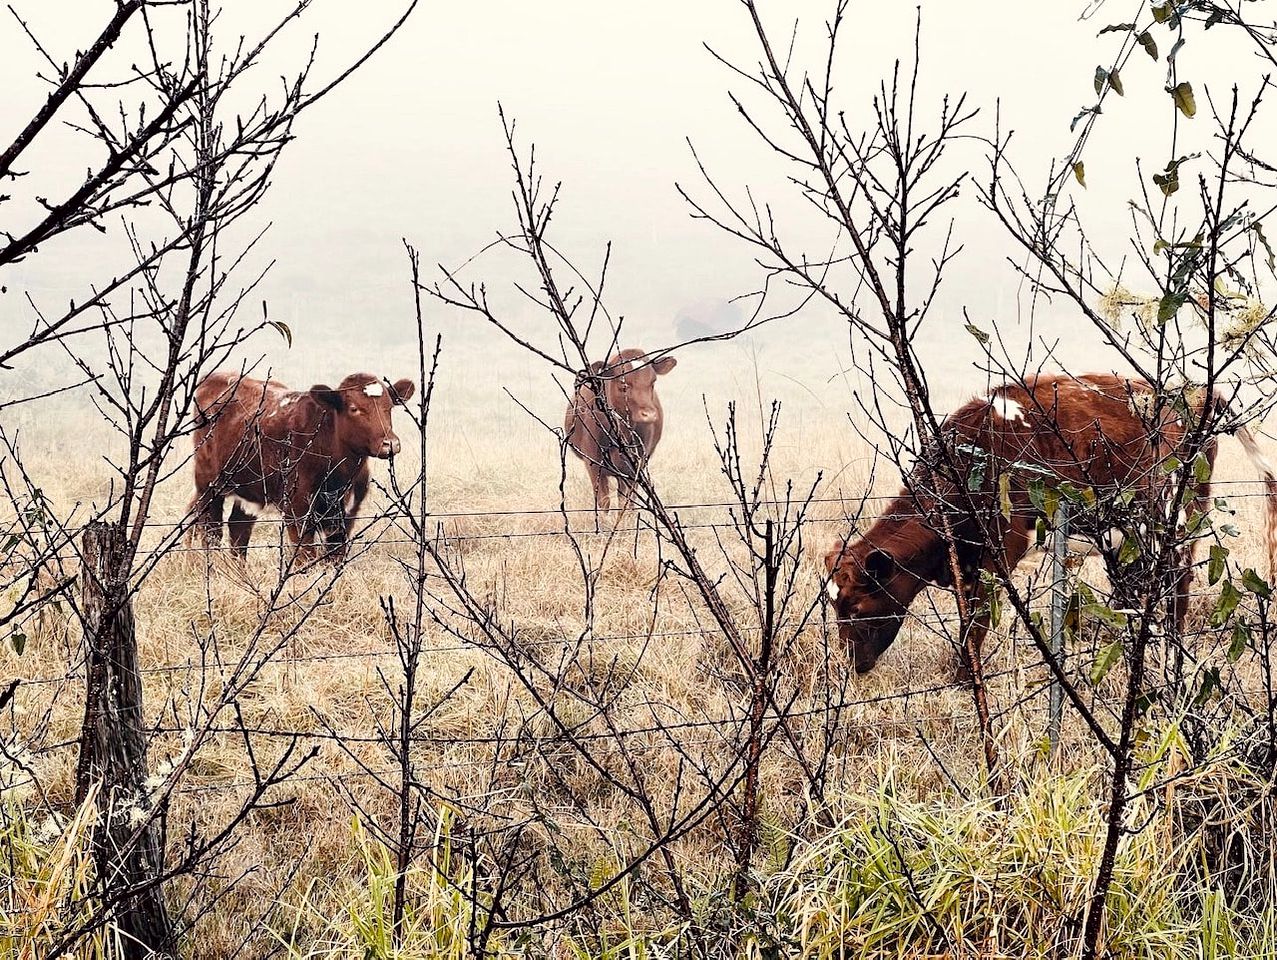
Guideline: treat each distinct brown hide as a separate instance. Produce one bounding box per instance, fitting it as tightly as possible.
[565,348,677,511]
[825,374,1277,674]
[189,371,415,560]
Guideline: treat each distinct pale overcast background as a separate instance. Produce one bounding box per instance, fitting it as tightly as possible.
[1,0,1267,463]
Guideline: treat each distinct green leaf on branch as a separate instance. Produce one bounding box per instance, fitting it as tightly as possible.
[1058,481,1095,505]
[1194,667,1221,707]
[1211,579,1241,627]
[1228,622,1250,662]
[965,321,990,345]
[1241,567,1272,599]
[1153,171,1179,196]
[1208,544,1228,585]
[1083,602,1129,628]
[1090,640,1123,685]
[1251,221,1276,273]
[1171,82,1196,118]
[1118,536,1141,566]
[967,454,986,492]
[1193,453,1212,485]
[1157,291,1188,324]
[9,632,25,656]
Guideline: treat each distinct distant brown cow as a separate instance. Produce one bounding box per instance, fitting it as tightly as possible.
[825,373,1277,674]
[190,371,415,561]
[565,348,677,511]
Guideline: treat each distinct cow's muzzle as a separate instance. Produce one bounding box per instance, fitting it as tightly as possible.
[839,617,904,674]
[378,437,401,458]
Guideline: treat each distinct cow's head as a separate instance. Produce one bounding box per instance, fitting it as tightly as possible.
[594,350,677,426]
[309,373,416,459]
[824,538,929,673]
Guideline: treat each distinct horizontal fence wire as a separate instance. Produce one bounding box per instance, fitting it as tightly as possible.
[5,480,1276,542]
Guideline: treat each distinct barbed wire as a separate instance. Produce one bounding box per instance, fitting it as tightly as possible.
[6,480,1276,544]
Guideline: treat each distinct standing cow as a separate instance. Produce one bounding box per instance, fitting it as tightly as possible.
[190,370,415,562]
[825,374,1277,674]
[565,348,677,512]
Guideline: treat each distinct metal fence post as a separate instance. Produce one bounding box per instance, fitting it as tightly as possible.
[1048,502,1069,753]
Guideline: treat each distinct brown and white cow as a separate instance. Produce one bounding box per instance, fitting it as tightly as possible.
[825,373,1277,674]
[565,348,677,511]
[190,371,415,561]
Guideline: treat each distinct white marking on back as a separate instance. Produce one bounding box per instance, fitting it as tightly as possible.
[825,580,840,602]
[990,393,1026,424]
[279,396,294,408]
[363,383,383,397]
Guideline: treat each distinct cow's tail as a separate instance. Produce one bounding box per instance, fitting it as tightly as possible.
[1236,423,1277,582]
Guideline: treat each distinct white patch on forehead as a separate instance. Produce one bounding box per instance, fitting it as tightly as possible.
[362,383,384,397]
[825,580,840,602]
[990,393,1026,424]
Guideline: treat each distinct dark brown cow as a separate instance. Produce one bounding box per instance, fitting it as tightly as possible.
[565,348,677,511]
[825,374,1277,674]
[190,371,415,561]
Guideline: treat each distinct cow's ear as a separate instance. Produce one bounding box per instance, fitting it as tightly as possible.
[309,384,344,410]
[651,355,677,375]
[863,549,896,586]
[390,378,416,405]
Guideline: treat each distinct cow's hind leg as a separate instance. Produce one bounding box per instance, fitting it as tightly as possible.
[227,503,256,559]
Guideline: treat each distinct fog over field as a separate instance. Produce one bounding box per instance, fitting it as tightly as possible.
[5,0,1256,425]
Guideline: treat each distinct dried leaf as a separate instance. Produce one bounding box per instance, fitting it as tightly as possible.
[1172,81,1196,118]
[268,320,293,348]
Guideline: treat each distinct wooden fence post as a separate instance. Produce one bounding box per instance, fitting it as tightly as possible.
[75,520,175,958]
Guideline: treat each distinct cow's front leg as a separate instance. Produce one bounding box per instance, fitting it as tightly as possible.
[283,514,319,568]
[188,491,224,549]
[586,461,612,517]
[321,512,351,563]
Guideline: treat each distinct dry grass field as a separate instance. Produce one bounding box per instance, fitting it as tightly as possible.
[5,334,1277,957]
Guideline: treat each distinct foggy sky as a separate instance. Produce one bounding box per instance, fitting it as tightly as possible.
[1,0,1265,391]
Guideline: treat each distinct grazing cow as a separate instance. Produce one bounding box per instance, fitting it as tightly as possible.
[825,374,1277,674]
[190,371,415,561]
[565,348,677,511]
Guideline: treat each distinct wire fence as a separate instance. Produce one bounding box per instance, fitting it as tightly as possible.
[6,484,1277,812]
